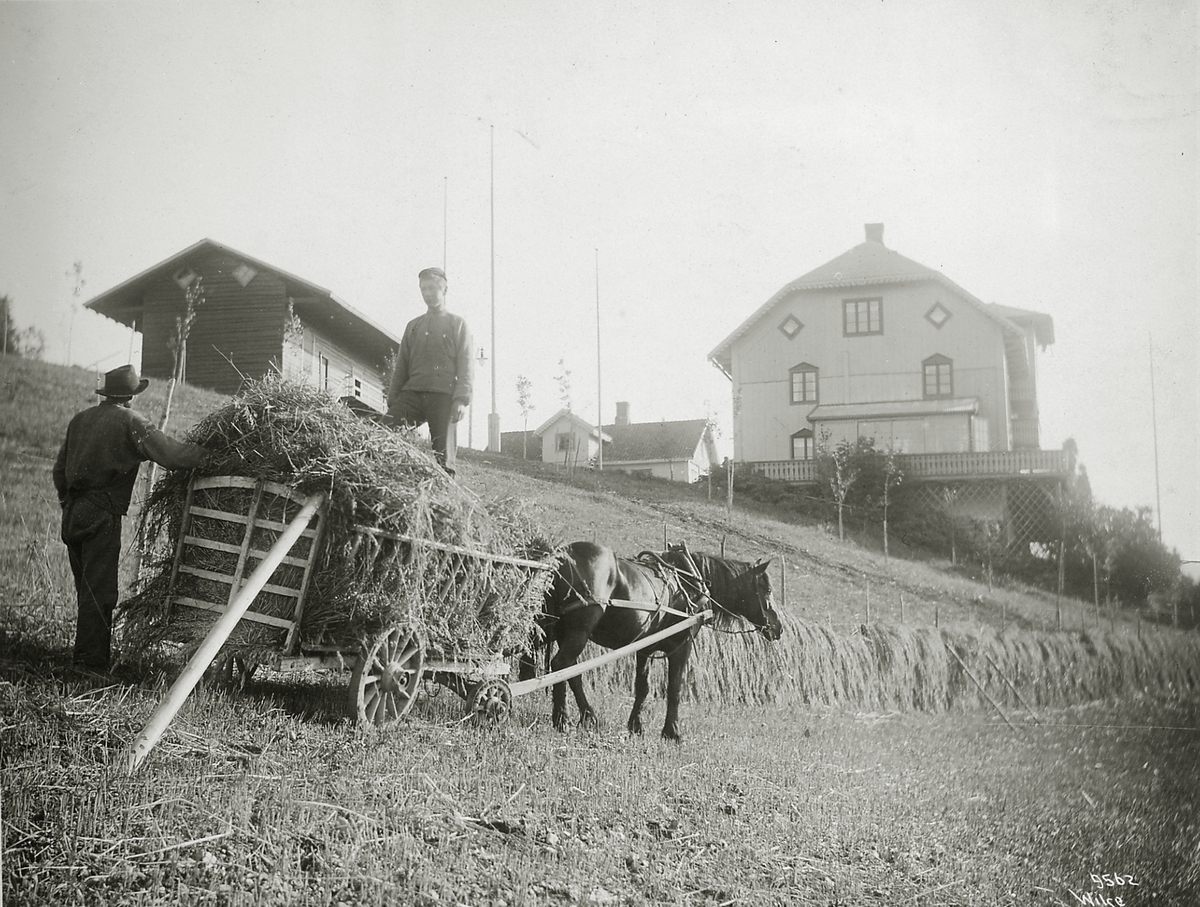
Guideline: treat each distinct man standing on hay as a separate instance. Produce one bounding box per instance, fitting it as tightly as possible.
[53,364,210,672]
[386,266,473,475]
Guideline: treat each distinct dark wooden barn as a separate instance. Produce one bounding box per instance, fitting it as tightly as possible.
[85,239,399,411]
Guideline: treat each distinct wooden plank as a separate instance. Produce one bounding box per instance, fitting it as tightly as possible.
[189,505,252,525]
[172,597,297,630]
[508,610,711,698]
[183,535,309,567]
[178,565,307,600]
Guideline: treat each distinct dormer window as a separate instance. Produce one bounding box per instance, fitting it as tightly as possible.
[923,354,953,398]
[843,297,882,336]
[789,362,819,404]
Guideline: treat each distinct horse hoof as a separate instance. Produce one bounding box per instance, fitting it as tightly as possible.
[579,710,599,730]
[627,721,644,736]
[661,729,682,743]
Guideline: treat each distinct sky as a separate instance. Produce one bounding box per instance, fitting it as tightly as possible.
[2,1,1196,564]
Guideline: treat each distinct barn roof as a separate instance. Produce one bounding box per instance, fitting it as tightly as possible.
[708,225,1052,375]
[84,238,401,363]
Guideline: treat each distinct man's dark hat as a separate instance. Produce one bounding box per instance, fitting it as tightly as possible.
[418,267,446,281]
[96,364,150,398]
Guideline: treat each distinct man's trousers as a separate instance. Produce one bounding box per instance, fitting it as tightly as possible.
[61,498,122,669]
[389,390,458,474]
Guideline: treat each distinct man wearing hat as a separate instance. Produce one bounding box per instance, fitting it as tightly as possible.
[386,267,473,474]
[53,364,211,671]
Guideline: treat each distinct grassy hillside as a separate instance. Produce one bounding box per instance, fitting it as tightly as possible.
[3,355,1197,714]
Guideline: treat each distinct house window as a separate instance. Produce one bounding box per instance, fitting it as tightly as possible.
[791,428,814,460]
[925,301,952,329]
[923,354,953,398]
[778,314,804,339]
[843,297,883,336]
[789,362,818,404]
[555,433,573,452]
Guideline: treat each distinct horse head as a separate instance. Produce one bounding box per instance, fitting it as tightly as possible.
[737,559,783,640]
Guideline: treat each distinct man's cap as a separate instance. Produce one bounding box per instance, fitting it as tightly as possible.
[418,267,447,281]
[96,364,150,398]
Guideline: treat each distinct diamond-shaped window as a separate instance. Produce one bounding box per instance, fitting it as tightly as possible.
[925,302,951,329]
[233,263,258,287]
[778,314,804,339]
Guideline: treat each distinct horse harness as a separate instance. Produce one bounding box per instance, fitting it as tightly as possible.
[554,546,711,621]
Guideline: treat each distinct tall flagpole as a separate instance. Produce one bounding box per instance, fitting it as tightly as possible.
[1149,332,1162,539]
[595,248,603,470]
[488,125,500,452]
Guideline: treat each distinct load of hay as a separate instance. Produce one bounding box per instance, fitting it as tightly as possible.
[121,378,556,666]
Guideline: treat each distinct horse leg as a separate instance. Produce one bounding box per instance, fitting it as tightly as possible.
[627,650,652,735]
[551,606,602,731]
[661,645,692,742]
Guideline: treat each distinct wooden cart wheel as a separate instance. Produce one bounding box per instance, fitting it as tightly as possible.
[466,678,513,724]
[348,626,425,728]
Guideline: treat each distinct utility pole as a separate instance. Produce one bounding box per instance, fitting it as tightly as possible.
[595,247,603,471]
[1149,332,1162,539]
[488,125,500,452]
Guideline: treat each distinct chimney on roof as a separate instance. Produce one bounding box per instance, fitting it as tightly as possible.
[865,223,884,245]
[615,401,630,425]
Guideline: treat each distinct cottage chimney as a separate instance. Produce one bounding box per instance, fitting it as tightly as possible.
[615,401,630,425]
[865,223,884,245]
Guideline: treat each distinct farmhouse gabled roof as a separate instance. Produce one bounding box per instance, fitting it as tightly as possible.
[533,408,612,441]
[84,238,402,363]
[986,302,1055,347]
[708,226,1050,375]
[601,419,711,464]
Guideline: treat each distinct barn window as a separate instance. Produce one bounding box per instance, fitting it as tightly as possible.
[172,266,198,289]
[791,428,814,460]
[789,363,818,404]
[923,354,953,398]
[232,262,258,287]
[843,297,883,336]
[555,432,573,452]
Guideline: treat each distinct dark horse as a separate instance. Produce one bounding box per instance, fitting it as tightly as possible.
[531,541,782,741]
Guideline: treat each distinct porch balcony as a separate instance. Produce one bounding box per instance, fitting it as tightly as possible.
[748,448,1069,483]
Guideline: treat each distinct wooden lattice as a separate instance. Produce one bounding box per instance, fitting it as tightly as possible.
[904,477,1064,559]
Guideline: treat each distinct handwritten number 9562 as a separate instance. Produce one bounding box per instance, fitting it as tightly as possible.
[1092,874,1140,888]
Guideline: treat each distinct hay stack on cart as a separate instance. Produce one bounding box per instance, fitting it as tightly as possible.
[121,378,556,725]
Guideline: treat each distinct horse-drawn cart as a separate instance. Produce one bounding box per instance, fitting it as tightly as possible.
[159,475,555,728]
[126,474,775,773]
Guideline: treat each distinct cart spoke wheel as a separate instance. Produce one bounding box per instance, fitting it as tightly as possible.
[466,679,513,725]
[348,626,425,729]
